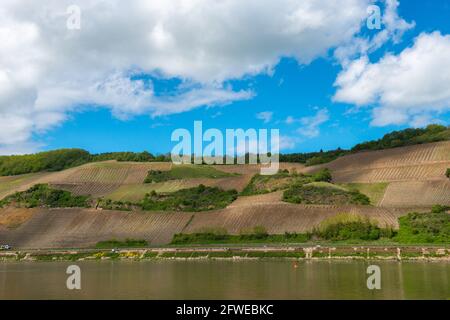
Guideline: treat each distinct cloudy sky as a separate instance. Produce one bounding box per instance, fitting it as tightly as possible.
[0,0,449,155]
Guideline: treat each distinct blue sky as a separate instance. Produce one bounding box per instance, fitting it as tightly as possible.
[1,0,450,155]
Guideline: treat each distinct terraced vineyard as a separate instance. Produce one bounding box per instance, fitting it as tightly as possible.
[0,208,193,248]
[301,141,450,208]
[330,162,450,183]
[308,141,450,172]
[0,161,174,199]
[44,161,171,197]
[0,196,421,248]
[107,180,197,202]
[379,180,450,207]
[0,140,449,248]
[0,173,49,199]
[183,193,418,234]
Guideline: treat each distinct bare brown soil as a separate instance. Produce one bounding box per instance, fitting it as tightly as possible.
[0,208,37,229]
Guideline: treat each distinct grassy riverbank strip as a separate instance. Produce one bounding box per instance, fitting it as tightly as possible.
[1,245,449,262]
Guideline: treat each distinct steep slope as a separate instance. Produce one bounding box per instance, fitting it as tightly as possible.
[0,208,192,248]
[1,142,448,248]
[304,141,450,182]
[303,141,450,207]
[0,161,173,199]
[0,194,423,249]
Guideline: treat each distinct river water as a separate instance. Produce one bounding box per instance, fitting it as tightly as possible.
[0,260,448,299]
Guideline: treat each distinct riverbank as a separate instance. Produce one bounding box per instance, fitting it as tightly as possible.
[1,245,449,262]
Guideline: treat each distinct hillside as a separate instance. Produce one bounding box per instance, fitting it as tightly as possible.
[303,141,450,207]
[0,195,421,248]
[280,124,450,166]
[0,149,169,177]
[1,125,448,178]
[0,139,449,249]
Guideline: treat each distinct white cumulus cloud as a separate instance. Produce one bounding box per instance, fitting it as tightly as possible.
[256,112,274,124]
[297,109,330,138]
[0,0,375,153]
[334,32,450,126]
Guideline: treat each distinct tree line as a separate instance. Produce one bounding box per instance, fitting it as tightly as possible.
[1,124,448,176]
[0,149,171,176]
[280,124,450,165]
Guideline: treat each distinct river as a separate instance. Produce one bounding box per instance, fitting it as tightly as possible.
[0,260,448,299]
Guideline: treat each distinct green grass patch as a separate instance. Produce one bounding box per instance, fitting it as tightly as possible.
[32,252,95,261]
[95,239,148,248]
[142,252,158,259]
[245,251,306,258]
[159,252,177,258]
[0,173,48,198]
[140,185,238,212]
[173,252,195,258]
[102,252,121,259]
[341,183,388,206]
[208,252,247,258]
[190,252,209,258]
[106,181,189,202]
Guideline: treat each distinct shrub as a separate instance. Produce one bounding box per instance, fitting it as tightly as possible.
[95,239,148,248]
[97,198,133,211]
[140,185,238,212]
[239,226,269,240]
[315,213,394,241]
[241,171,312,196]
[446,168,450,178]
[1,184,90,208]
[144,166,233,183]
[92,151,156,162]
[170,229,312,245]
[431,204,450,213]
[283,185,370,205]
[312,168,332,182]
[172,228,230,244]
[144,170,173,183]
[395,210,450,244]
